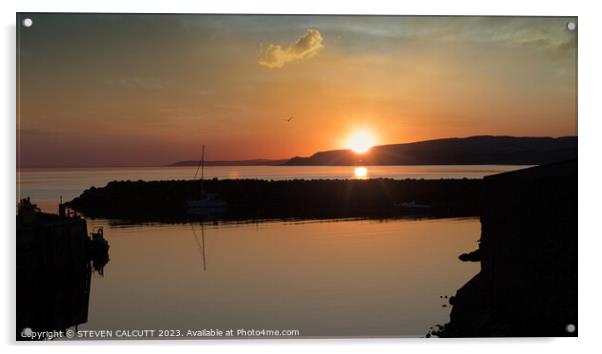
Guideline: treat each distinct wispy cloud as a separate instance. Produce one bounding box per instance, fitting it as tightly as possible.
[318,17,575,56]
[258,29,324,68]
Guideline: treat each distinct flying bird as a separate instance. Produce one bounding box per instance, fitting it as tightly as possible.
[284,116,294,122]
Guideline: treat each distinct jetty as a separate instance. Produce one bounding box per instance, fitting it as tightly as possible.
[16,198,109,340]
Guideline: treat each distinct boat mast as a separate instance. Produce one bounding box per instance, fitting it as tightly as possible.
[201,144,205,182]
[193,144,205,193]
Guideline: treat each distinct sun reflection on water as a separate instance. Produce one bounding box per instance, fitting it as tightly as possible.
[354,167,368,179]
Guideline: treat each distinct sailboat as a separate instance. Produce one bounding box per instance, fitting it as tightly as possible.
[187,145,227,214]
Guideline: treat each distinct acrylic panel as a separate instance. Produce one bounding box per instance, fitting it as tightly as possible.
[16,13,577,340]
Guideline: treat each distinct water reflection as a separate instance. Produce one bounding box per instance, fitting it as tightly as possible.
[191,224,207,272]
[354,166,368,179]
[82,217,480,337]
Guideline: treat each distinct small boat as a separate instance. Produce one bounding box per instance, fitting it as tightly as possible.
[187,145,227,215]
[187,193,227,209]
[88,227,110,275]
[89,227,109,250]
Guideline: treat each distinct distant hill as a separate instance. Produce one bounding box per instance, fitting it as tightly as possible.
[168,159,288,167]
[284,136,577,166]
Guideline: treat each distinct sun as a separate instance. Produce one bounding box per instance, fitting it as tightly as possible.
[345,130,377,153]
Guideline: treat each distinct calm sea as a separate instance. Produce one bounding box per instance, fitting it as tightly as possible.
[82,217,480,338]
[17,165,517,337]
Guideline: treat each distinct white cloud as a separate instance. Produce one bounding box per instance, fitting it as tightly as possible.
[258,29,324,69]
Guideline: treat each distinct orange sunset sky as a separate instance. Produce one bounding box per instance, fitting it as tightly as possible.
[17,14,577,167]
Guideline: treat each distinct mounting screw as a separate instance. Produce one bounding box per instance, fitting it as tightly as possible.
[566,323,576,333]
[567,22,576,31]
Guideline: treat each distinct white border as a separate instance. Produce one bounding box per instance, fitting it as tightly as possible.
[2,0,601,353]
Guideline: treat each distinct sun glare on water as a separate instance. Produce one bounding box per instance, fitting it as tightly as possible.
[354,166,368,178]
[346,131,376,153]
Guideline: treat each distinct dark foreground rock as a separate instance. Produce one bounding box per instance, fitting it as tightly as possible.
[433,160,577,337]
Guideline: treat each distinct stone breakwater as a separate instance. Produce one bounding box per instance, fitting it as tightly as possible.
[66,178,483,221]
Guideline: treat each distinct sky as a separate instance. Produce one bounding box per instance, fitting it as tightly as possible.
[17,14,577,167]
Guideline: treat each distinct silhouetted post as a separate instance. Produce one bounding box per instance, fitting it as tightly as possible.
[59,195,65,217]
